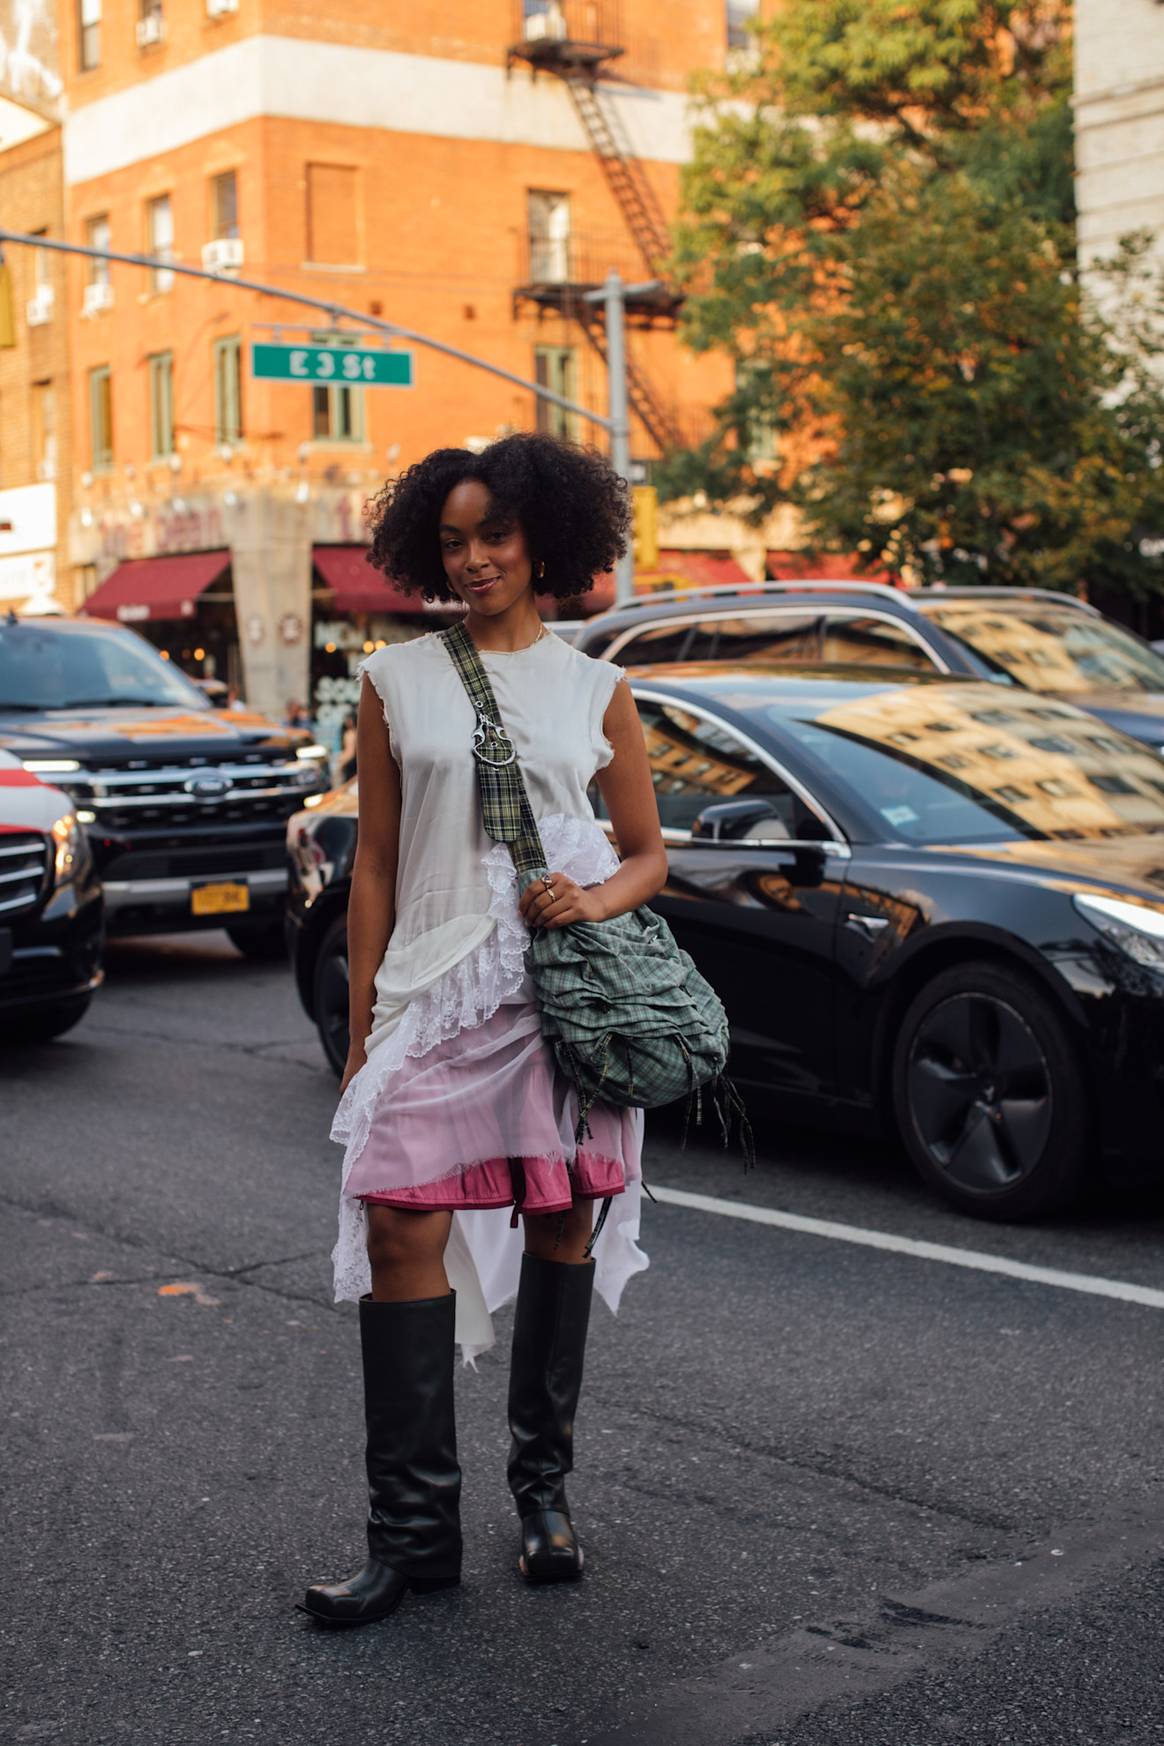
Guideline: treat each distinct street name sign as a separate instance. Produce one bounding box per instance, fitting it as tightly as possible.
[251,342,413,387]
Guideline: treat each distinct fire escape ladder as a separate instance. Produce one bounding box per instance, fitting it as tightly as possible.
[580,314,685,454]
[564,70,672,278]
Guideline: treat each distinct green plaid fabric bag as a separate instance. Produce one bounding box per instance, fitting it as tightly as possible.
[440,624,752,1183]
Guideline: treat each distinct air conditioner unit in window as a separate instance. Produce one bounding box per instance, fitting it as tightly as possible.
[136,12,165,46]
[25,286,54,326]
[206,0,238,15]
[202,237,244,274]
[524,7,568,43]
[82,281,114,316]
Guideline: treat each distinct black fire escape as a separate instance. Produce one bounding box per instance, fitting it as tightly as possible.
[508,1,686,456]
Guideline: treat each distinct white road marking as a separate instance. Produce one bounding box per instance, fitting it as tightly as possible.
[648,1186,1164,1310]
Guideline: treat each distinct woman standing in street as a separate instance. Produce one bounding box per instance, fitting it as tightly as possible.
[303,433,666,1627]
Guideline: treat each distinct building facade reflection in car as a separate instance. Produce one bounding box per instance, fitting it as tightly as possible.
[919,602,1164,696]
[724,677,1164,845]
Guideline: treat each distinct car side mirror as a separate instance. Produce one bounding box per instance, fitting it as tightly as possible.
[692,798,787,842]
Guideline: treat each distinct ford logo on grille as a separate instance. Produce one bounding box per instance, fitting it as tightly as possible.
[184,773,232,800]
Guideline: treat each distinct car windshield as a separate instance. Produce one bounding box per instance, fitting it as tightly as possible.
[0,622,208,712]
[732,679,1164,844]
[921,602,1164,695]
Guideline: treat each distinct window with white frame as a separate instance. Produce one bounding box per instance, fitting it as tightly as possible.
[89,365,113,470]
[212,171,239,240]
[147,195,174,293]
[726,0,759,51]
[534,345,578,441]
[214,336,243,443]
[148,351,174,458]
[78,0,101,69]
[86,215,111,286]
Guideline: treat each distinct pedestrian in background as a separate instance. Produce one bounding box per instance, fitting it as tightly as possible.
[302,432,665,1628]
[338,712,358,784]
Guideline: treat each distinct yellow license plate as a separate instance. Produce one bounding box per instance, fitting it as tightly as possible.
[191,881,250,917]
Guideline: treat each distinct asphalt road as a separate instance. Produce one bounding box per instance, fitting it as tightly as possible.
[3,932,1163,1746]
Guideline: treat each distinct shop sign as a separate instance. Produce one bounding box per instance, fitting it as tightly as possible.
[0,549,55,603]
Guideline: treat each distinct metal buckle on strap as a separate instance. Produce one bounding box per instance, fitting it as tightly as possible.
[471,711,517,768]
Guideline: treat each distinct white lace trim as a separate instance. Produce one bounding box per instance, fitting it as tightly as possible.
[329,812,618,1174]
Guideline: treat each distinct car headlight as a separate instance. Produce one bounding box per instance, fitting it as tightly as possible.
[22,758,82,776]
[1073,893,1164,971]
[50,813,86,884]
[295,744,329,762]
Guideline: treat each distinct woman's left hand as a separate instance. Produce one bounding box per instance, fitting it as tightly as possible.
[519,870,607,930]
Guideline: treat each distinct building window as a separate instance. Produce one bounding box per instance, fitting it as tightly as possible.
[148,351,174,458]
[735,359,777,464]
[528,190,571,283]
[146,195,174,293]
[214,336,243,443]
[534,346,578,440]
[78,0,101,69]
[312,382,365,443]
[31,382,56,481]
[86,214,111,286]
[211,171,239,240]
[89,366,113,470]
[305,164,360,266]
[726,0,759,51]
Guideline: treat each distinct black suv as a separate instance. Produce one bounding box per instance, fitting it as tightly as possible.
[573,583,1164,751]
[0,615,329,955]
[0,750,104,1040]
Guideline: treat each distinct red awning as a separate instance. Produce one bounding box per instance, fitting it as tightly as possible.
[766,551,889,583]
[314,546,444,615]
[82,552,231,624]
[647,550,751,591]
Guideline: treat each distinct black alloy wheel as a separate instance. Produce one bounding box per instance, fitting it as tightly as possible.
[313,913,350,1078]
[892,960,1088,1220]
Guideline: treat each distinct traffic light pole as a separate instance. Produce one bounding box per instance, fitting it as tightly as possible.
[0,229,643,599]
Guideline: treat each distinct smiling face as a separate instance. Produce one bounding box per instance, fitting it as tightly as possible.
[439,479,535,617]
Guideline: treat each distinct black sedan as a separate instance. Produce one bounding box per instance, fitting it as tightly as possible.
[286,665,1164,1221]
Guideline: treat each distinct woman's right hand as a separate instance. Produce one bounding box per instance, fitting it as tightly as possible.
[339,1047,367,1096]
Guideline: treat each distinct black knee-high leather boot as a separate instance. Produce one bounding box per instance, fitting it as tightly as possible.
[506,1253,595,1583]
[303,1291,462,1626]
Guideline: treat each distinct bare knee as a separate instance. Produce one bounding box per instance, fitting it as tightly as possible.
[522,1199,594,1264]
[365,1206,451,1280]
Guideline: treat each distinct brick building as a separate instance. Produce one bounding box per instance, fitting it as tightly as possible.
[0,0,757,726]
[0,0,71,618]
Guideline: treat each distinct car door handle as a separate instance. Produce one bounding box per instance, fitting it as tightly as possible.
[845,913,890,940]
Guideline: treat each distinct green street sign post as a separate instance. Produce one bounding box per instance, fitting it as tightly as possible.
[251,341,413,387]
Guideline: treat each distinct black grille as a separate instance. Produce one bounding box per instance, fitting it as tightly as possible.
[0,832,49,919]
[103,842,286,881]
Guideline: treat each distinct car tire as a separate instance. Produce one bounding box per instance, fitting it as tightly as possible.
[1,994,92,1044]
[225,920,287,962]
[312,913,350,1078]
[891,961,1088,1221]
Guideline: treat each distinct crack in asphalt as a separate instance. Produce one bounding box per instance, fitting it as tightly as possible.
[78,1019,328,1075]
[0,1190,339,1313]
[630,1402,1019,1535]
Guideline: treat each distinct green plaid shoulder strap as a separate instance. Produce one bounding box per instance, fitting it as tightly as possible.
[439,622,547,877]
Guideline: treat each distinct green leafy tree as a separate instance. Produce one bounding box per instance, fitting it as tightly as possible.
[663,0,1164,597]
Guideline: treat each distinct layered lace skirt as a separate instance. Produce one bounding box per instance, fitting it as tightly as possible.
[330,816,648,1361]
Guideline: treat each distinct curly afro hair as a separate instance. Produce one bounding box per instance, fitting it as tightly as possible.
[365,431,630,602]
